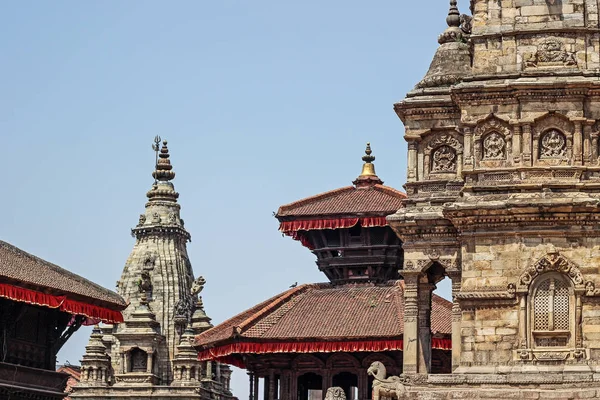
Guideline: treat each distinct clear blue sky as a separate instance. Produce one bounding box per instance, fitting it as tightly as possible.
[0,0,457,398]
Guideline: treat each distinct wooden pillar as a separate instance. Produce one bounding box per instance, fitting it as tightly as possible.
[290,371,298,400]
[358,368,369,400]
[418,281,434,374]
[448,271,462,372]
[280,371,289,400]
[249,372,255,400]
[268,370,275,400]
[254,374,260,400]
[322,369,330,399]
[403,272,420,374]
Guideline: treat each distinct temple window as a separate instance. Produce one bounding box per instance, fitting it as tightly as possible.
[539,129,567,159]
[129,348,148,372]
[530,273,572,347]
[431,145,457,173]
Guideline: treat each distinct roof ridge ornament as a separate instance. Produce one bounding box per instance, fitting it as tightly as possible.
[354,142,383,187]
[438,0,469,45]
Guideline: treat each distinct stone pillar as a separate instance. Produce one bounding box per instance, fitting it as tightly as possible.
[584,123,592,164]
[512,124,521,164]
[522,123,532,165]
[418,281,434,374]
[123,352,128,374]
[403,272,420,374]
[457,153,463,178]
[407,141,418,182]
[147,352,153,374]
[464,126,473,168]
[448,271,462,372]
[574,120,583,165]
[518,295,528,349]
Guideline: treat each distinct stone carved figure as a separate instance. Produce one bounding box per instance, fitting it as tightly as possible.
[143,252,157,269]
[540,130,567,158]
[483,132,506,160]
[460,14,472,35]
[138,271,152,293]
[367,361,407,400]
[130,348,148,372]
[431,145,457,173]
[138,214,146,225]
[324,387,346,400]
[191,276,206,298]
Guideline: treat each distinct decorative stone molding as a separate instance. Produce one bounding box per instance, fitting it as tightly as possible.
[517,251,584,292]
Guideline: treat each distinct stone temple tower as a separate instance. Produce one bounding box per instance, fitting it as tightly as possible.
[72,139,235,399]
[383,0,600,397]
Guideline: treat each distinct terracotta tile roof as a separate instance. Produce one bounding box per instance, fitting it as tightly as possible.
[196,282,451,347]
[0,240,126,308]
[276,185,406,219]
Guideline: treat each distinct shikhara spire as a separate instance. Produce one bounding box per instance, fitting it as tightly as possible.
[73,138,234,399]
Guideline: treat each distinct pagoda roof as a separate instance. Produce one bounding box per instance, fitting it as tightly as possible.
[276,184,406,220]
[195,282,451,367]
[0,240,126,323]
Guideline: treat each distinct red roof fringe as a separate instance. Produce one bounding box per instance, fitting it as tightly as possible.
[198,338,452,368]
[0,282,124,324]
[279,217,388,234]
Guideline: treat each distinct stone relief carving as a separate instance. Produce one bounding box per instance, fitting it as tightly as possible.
[525,39,577,68]
[168,212,177,224]
[143,252,157,269]
[483,132,506,160]
[460,14,472,35]
[152,212,161,223]
[540,130,567,159]
[367,361,407,400]
[324,387,346,400]
[138,214,146,225]
[518,252,584,289]
[432,145,457,173]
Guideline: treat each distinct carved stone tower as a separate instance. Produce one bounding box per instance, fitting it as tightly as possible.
[72,139,234,399]
[386,0,600,397]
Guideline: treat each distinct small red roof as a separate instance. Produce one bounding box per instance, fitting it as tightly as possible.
[276,185,406,220]
[196,281,451,347]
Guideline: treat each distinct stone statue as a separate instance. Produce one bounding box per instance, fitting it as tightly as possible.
[191,276,206,298]
[367,361,407,400]
[324,387,346,400]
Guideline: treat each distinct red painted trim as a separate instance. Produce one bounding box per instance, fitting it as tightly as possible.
[199,338,452,368]
[0,283,123,324]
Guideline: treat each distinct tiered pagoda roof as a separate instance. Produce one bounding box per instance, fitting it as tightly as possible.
[196,282,451,368]
[0,240,126,324]
[277,143,406,249]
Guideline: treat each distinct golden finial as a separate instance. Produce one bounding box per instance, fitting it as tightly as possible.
[360,142,377,177]
[353,142,383,187]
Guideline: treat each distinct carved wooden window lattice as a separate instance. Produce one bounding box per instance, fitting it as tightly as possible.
[539,129,567,159]
[431,145,457,173]
[532,275,571,347]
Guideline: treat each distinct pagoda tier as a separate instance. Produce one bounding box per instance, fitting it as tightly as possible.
[276,144,406,284]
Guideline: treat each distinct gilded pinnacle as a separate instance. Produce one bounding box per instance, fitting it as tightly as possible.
[360,142,377,177]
